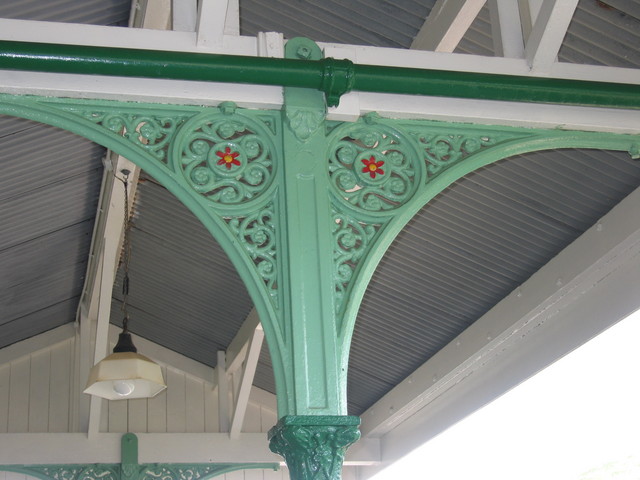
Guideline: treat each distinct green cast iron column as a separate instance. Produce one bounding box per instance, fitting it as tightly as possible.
[267,38,360,480]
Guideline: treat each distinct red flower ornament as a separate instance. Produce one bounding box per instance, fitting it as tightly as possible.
[216,146,241,169]
[361,156,385,179]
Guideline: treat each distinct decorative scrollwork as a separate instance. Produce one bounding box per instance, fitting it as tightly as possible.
[173,106,277,205]
[227,204,278,307]
[327,122,423,213]
[68,109,187,163]
[25,466,119,480]
[408,129,513,178]
[142,465,224,480]
[332,210,380,315]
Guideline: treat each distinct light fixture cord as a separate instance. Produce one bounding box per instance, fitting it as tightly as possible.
[121,169,132,334]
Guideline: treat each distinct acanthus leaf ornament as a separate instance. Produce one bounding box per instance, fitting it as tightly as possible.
[286,107,324,141]
[268,416,361,480]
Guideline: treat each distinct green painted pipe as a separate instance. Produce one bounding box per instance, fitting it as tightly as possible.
[0,40,638,109]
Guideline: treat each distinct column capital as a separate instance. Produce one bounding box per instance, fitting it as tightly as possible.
[268,416,361,480]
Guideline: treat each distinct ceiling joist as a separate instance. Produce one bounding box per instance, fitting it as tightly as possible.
[411,0,487,52]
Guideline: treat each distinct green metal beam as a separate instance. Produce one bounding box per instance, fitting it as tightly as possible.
[0,39,638,109]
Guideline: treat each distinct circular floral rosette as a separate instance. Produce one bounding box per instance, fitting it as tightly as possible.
[327,123,424,213]
[173,111,276,205]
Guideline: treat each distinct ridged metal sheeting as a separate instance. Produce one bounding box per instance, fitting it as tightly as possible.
[347,149,640,414]
[240,0,435,47]
[109,176,254,367]
[0,0,131,26]
[0,116,104,349]
[0,0,129,348]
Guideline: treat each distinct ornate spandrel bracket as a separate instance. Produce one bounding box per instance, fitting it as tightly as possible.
[39,98,284,313]
[1,434,279,480]
[268,416,361,480]
[326,115,530,322]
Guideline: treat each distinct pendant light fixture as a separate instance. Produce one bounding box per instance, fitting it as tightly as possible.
[84,169,166,400]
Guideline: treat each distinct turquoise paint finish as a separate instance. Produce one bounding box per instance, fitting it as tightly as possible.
[278,38,344,416]
[0,434,279,480]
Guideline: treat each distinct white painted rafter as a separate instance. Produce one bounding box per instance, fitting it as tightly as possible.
[230,324,264,439]
[172,0,198,32]
[411,0,487,52]
[524,0,579,72]
[226,308,261,375]
[85,156,141,438]
[489,0,525,58]
[359,183,640,469]
[196,0,239,47]
[217,350,230,433]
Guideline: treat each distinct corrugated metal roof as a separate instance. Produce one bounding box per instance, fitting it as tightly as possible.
[346,148,640,414]
[109,176,254,367]
[0,117,103,349]
[240,0,434,47]
[0,0,129,348]
[0,0,131,26]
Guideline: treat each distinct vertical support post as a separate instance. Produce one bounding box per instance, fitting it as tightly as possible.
[121,433,139,480]
[267,37,360,480]
[217,350,230,433]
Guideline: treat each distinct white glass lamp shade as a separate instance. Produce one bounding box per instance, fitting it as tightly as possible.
[84,351,166,400]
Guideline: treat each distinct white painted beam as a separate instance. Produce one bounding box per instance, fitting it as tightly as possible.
[172,0,198,32]
[360,183,640,448]
[230,325,265,439]
[519,0,544,42]
[411,0,487,52]
[224,0,240,36]
[217,350,230,432]
[489,0,525,58]
[86,159,141,438]
[0,433,379,465]
[226,308,261,374]
[196,0,229,47]
[524,0,579,72]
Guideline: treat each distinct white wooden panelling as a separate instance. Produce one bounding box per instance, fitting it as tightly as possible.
[166,367,187,432]
[0,365,9,432]
[128,399,148,433]
[28,350,50,432]
[147,365,168,433]
[108,397,128,433]
[8,358,30,433]
[185,376,205,433]
[49,341,72,432]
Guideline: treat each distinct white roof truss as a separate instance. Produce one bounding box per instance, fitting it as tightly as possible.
[524,0,580,72]
[411,0,487,52]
